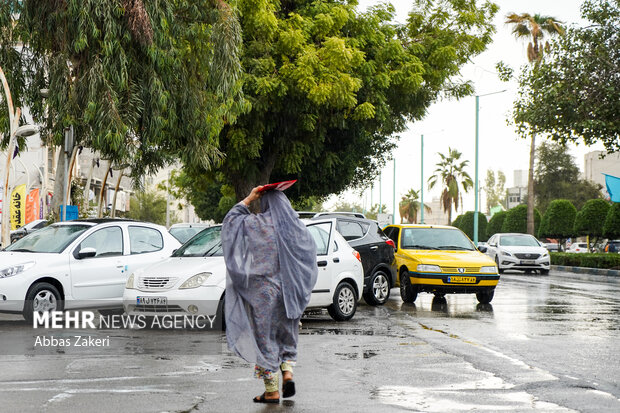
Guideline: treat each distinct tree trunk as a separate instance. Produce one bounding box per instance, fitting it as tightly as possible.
[97,161,112,218]
[231,152,277,212]
[110,169,124,218]
[83,158,96,214]
[51,143,66,219]
[527,134,536,235]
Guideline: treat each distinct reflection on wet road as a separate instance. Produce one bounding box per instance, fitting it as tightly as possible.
[0,270,618,412]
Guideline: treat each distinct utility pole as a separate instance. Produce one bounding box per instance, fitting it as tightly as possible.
[420,134,424,224]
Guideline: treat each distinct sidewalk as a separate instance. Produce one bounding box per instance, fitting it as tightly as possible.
[551,265,620,277]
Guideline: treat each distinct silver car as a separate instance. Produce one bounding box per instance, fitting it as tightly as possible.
[483,233,551,275]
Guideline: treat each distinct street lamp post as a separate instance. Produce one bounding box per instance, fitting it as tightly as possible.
[474,90,506,246]
[420,134,424,224]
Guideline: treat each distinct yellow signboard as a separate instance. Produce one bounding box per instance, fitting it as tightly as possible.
[10,184,26,230]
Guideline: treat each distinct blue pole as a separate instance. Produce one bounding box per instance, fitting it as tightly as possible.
[474,96,479,246]
[392,159,396,224]
[420,134,424,224]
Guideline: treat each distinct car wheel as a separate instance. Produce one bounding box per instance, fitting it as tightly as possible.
[540,269,550,275]
[327,282,357,321]
[216,294,226,331]
[399,269,418,303]
[23,282,63,323]
[363,270,391,306]
[495,256,504,274]
[476,289,495,304]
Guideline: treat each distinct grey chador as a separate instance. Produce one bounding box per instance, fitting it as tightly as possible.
[222,190,318,371]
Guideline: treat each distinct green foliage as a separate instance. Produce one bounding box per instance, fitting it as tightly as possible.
[0,0,243,181]
[574,199,611,246]
[365,204,387,221]
[483,169,506,213]
[451,214,464,228]
[534,142,602,213]
[487,211,507,238]
[428,147,473,223]
[191,0,498,201]
[511,0,619,153]
[290,196,325,213]
[127,191,170,226]
[332,201,364,214]
[603,203,620,239]
[399,189,431,224]
[551,252,620,270]
[539,199,576,245]
[502,204,541,234]
[455,211,488,242]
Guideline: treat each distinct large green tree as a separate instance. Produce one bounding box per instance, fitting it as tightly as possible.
[183,0,498,203]
[483,169,506,213]
[0,0,243,214]
[535,141,602,212]
[505,11,565,237]
[456,211,488,242]
[511,0,619,153]
[603,203,620,240]
[428,147,473,224]
[486,210,506,238]
[539,199,576,248]
[502,204,541,234]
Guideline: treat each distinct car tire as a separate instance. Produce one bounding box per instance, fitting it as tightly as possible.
[327,282,357,321]
[399,269,418,303]
[363,270,391,306]
[23,282,63,323]
[495,256,504,274]
[216,294,226,331]
[476,289,495,304]
[540,269,550,275]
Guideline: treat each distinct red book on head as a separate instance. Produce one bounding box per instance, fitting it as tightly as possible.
[258,180,297,193]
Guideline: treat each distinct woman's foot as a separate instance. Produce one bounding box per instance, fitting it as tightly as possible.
[282,371,296,398]
[253,391,280,403]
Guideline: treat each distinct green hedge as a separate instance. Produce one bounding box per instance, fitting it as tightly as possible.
[551,252,620,270]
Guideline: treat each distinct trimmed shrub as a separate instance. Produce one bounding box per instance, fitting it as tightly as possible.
[487,210,507,238]
[457,211,488,241]
[603,203,620,239]
[501,204,542,234]
[539,199,576,245]
[551,252,620,270]
[574,199,610,247]
[451,214,464,228]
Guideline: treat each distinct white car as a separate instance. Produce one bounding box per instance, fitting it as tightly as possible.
[168,223,211,244]
[567,242,589,253]
[484,233,550,275]
[123,219,364,323]
[0,219,181,321]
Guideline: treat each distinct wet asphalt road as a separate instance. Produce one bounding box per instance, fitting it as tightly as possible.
[0,270,618,412]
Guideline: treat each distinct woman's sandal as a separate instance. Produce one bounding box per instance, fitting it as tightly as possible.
[253,393,280,404]
[282,379,296,398]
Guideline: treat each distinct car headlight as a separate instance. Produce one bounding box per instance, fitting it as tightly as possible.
[542,251,549,256]
[0,262,35,278]
[499,249,513,257]
[179,272,212,289]
[417,264,441,273]
[480,266,498,274]
[125,273,135,289]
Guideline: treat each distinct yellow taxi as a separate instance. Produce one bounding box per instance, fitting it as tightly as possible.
[382,224,499,304]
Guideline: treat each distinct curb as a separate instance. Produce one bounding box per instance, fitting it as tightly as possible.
[551,265,620,277]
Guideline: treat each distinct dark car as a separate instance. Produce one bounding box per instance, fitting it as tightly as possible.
[312,215,395,305]
[10,219,49,243]
[605,240,620,253]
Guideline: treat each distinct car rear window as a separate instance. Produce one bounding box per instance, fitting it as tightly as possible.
[337,220,367,241]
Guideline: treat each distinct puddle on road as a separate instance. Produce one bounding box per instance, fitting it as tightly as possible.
[334,350,379,360]
[301,327,376,336]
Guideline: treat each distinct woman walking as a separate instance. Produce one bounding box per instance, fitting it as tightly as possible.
[222,185,318,403]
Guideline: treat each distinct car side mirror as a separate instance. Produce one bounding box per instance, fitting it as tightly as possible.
[477,246,487,253]
[77,247,97,259]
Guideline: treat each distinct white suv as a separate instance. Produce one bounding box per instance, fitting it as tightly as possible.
[123,218,364,323]
[0,219,180,321]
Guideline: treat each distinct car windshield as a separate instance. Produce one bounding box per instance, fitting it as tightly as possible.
[169,227,205,244]
[172,226,222,257]
[401,228,475,251]
[5,224,91,253]
[499,235,541,247]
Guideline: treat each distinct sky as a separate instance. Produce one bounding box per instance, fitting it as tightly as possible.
[326,0,603,216]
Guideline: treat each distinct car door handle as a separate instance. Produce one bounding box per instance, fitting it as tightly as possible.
[333,257,340,263]
[370,246,378,250]
[317,260,328,267]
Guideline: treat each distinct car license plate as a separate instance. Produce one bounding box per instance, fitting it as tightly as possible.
[521,260,536,265]
[137,296,167,305]
[447,276,476,283]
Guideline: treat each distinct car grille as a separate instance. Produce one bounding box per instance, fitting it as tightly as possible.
[138,277,177,290]
[134,305,185,313]
[441,267,480,273]
[514,253,540,259]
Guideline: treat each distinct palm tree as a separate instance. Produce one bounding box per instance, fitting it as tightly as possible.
[399,189,431,224]
[428,148,473,224]
[506,13,564,235]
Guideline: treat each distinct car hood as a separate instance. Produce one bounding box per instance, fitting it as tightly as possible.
[499,246,548,254]
[0,251,63,267]
[133,256,226,285]
[402,250,496,267]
